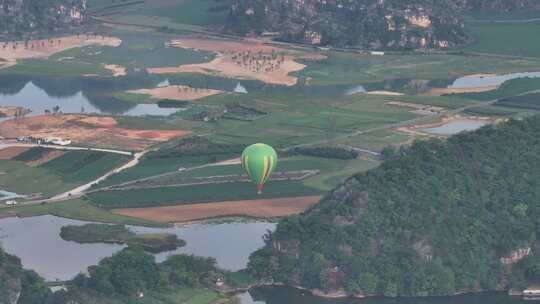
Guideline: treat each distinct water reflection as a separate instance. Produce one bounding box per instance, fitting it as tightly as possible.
[0,215,275,281]
[0,75,179,116]
[242,286,527,304]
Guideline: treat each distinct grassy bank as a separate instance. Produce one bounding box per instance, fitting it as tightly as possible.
[0,199,164,227]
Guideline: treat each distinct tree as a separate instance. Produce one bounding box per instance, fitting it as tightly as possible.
[19,270,50,304]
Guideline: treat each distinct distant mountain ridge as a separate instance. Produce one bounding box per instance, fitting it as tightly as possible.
[226,0,540,49]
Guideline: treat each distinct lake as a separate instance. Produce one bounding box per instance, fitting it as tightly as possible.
[421,119,487,135]
[449,71,540,89]
[0,215,275,281]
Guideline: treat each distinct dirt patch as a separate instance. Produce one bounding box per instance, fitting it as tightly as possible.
[113,196,322,223]
[147,37,312,86]
[0,35,121,63]
[103,64,127,77]
[128,85,223,101]
[0,146,30,159]
[367,91,404,96]
[425,85,498,96]
[0,114,190,151]
[26,150,66,167]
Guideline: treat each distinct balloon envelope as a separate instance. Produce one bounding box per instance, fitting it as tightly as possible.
[241,143,278,194]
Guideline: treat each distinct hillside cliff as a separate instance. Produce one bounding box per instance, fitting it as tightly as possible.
[226,0,540,49]
[0,248,50,304]
[0,0,86,39]
[248,116,540,297]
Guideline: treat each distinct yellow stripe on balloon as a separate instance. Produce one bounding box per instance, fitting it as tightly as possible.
[261,156,269,183]
[264,155,273,183]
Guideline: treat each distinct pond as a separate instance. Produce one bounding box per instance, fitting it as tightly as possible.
[0,215,275,281]
[421,119,487,135]
[239,286,528,304]
[449,71,540,89]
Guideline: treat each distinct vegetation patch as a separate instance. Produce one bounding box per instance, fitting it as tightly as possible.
[50,248,237,303]
[147,136,243,159]
[42,151,129,183]
[223,103,268,121]
[464,20,540,58]
[289,146,358,160]
[495,93,540,110]
[12,147,52,162]
[60,223,185,253]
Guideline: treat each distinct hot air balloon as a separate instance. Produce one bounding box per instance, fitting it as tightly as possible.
[241,143,278,194]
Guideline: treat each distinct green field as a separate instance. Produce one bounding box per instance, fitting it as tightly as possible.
[464,21,540,58]
[88,180,323,209]
[296,52,540,86]
[201,93,419,147]
[141,0,229,27]
[0,160,74,197]
[43,150,130,183]
[0,149,129,198]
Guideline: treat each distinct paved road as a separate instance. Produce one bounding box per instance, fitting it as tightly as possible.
[0,142,140,207]
[0,140,133,156]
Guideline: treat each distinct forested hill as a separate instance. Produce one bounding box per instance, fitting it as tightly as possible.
[0,247,50,304]
[0,0,86,39]
[226,0,540,49]
[248,115,540,297]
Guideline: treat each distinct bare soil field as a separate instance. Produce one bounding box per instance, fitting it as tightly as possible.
[128,85,223,101]
[0,115,190,151]
[147,37,313,86]
[366,91,404,96]
[113,195,322,223]
[26,150,66,167]
[0,35,121,62]
[0,146,30,159]
[426,85,498,96]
